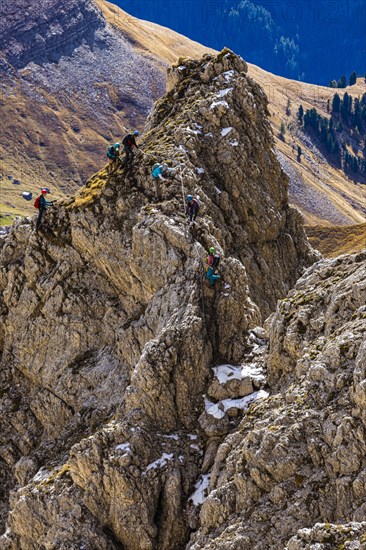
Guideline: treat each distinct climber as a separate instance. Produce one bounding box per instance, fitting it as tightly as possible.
[106,142,120,175]
[34,189,54,231]
[122,131,139,167]
[206,247,221,286]
[185,195,200,225]
[151,162,175,200]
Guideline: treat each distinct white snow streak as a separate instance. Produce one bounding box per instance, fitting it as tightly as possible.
[222,70,235,82]
[217,87,233,97]
[221,127,233,137]
[115,443,131,453]
[205,390,269,420]
[189,474,211,505]
[213,363,265,384]
[210,100,229,110]
[144,453,174,473]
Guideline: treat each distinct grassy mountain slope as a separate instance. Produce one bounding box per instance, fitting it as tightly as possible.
[306,223,366,258]
[248,63,366,226]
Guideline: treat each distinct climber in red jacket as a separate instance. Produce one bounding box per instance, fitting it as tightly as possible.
[206,247,221,286]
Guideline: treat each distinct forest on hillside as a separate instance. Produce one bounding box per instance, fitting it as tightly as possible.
[297,92,366,181]
[114,0,366,85]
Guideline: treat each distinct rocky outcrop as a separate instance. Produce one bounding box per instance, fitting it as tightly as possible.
[188,250,366,549]
[0,50,316,548]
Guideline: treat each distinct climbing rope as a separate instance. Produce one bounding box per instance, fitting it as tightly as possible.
[198,258,206,325]
[178,164,186,215]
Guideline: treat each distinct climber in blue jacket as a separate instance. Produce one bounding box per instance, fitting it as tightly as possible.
[151,163,175,200]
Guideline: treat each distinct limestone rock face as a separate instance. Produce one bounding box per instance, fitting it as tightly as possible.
[0,50,316,548]
[188,251,366,550]
[285,522,366,550]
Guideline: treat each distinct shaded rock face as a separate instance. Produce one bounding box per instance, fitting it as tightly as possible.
[0,51,315,549]
[188,251,366,550]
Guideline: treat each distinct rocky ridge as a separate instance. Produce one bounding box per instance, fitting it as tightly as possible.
[0,49,337,549]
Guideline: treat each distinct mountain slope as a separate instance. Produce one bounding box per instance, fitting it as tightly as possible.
[0,0,213,217]
[0,50,317,548]
[248,63,366,226]
[188,249,366,550]
[113,0,366,85]
[1,0,365,235]
[306,222,366,257]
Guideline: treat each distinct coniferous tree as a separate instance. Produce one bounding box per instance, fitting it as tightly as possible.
[286,98,291,116]
[349,71,357,86]
[297,145,302,161]
[320,118,328,143]
[338,75,347,88]
[353,98,363,132]
[332,93,341,113]
[298,104,304,125]
[329,80,338,88]
[327,99,330,113]
[341,92,350,121]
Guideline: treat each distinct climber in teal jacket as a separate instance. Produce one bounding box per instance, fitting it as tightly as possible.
[206,247,221,286]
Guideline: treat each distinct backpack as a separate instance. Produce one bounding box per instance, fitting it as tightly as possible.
[123,134,133,147]
[34,196,41,209]
[107,145,116,159]
[212,255,220,269]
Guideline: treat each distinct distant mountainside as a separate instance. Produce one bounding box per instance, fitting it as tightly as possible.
[0,0,212,219]
[114,0,366,85]
[0,0,365,234]
[247,63,366,226]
